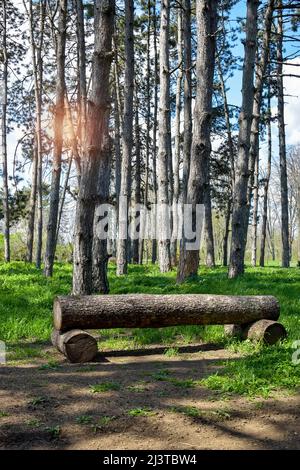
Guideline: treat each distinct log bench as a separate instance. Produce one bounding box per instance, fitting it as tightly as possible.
[52,294,286,362]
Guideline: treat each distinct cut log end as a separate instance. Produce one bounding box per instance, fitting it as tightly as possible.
[224,319,287,345]
[243,319,287,345]
[51,329,98,363]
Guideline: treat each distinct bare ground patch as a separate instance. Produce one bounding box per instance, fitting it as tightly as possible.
[0,343,299,450]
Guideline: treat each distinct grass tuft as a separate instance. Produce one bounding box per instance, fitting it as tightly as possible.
[89,381,120,393]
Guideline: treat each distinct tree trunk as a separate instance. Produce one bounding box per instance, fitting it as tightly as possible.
[35,0,46,269]
[177,0,218,283]
[54,293,280,332]
[157,0,171,273]
[76,0,86,177]
[92,134,111,294]
[26,142,38,262]
[55,153,72,246]
[251,154,259,266]
[267,218,276,262]
[277,2,290,268]
[72,0,115,295]
[132,102,141,264]
[116,0,134,276]
[25,0,45,264]
[171,8,183,267]
[259,84,272,267]
[151,0,158,265]
[182,0,192,203]
[228,0,259,279]
[246,0,274,267]
[44,0,67,277]
[204,188,215,268]
[247,0,274,211]
[1,0,10,262]
[113,42,122,249]
[223,199,231,267]
[139,0,152,266]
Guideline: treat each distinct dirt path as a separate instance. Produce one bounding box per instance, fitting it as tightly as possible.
[0,344,299,450]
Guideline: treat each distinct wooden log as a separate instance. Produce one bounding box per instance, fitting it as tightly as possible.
[53,294,280,332]
[51,329,98,363]
[242,319,287,345]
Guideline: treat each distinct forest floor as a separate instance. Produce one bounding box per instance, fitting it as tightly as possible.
[0,262,300,449]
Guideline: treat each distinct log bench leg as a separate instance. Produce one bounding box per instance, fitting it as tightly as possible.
[224,319,287,345]
[51,329,98,363]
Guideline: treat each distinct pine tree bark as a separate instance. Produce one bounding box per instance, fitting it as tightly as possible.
[204,188,215,267]
[247,0,274,205]
[76,0,86,175]
[157,0,172,273]
[113,40,122,252]
[25,0,45,264]
[259,93,272,267]
[132,102,141,264]
[182,0,192,203]
[44,0,67,277]
[151,0,158,265]
[140,0,152,265]
[116,0,134,276]
[171,8,183,267]
[177,0,218,283]
[247,0,274,266]
[223,199,231,267]
[55,152,73,246]
[251,154,259,266]
[35,0,46,269]
[1,0,10,262]
[72,0,115,295]
[228,0,259,279]
[26,142,38,262]
[277,1,290,268]
[92,133,111,294]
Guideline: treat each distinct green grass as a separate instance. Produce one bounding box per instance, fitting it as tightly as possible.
[76,415,93,425]
[28,396,49,406]
[38,360,60,370]
[127,382,148,392]
[1,261,300,397]
[26,418,42,427]
[164,347,179,357]
[45,425,61,439]
[170,405,231,420]
[89,381,121,393]
[92,416,116,432]
[127,407,154,417]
